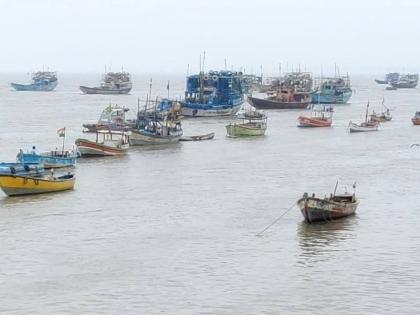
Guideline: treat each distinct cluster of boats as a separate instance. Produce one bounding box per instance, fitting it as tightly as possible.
[375,72,419,90]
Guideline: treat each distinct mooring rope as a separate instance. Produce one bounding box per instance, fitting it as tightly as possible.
[256,201,296,236]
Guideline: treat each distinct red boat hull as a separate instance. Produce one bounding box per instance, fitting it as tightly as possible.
[298,116,332,127]
[412,117,420,125]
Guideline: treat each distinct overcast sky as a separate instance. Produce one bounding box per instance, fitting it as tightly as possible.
[0,0,419,75]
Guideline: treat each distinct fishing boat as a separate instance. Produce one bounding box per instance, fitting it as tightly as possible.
[370,99,392,123]
[375,72,400,85]
[311,75,352,104]
[180,132,215,141]
[348,102,379,133]
[180,70,244,117]
[76,130,130,157]
[80,71,132,94]
[411,111,420,125]
[297,184,359,223]
[249,72,312,109]
[390,73,418,88]
[385,85,397,91]
[11,71,58,91]
[130,100,183,145]
[17,128,77,168]
[297,104,333,127]
[0,163,44,175]
[225,110,267,137]
[0,173,75,197]
[83,104,133,132]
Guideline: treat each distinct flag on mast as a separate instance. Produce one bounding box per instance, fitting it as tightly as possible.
[57,127,66,137]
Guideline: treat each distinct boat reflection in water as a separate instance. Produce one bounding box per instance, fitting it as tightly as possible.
[296,217,358,264]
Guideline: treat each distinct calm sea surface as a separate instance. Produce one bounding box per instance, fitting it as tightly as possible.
[0,73,420,314]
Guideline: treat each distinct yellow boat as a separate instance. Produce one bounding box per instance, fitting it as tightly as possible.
[0,174,75,196]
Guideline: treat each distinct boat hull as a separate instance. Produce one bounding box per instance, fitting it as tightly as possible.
[75,139,129,156]
[0,163,44,175]
[79,86,132,95]
[225,124,266,137]
[311,90,352,104]
[297,197,358,223]
[17,153,76,168]
[181,103,242,117]
[11,80,58,92]
[0,175,75,196]
[348,121,378,133]
[390,82,418,88]
[180,132,215,141]
[298,116,332,127]
[129,130,182,145]
[412,117,420,125]
[248,96,310,109]
[375,79,388,84]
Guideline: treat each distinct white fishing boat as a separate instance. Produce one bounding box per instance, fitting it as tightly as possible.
[348,102,379,133]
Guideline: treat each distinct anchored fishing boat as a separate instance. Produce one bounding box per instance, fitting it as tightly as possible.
[0,163,44,176]
[249,72,312,109]
[311,75,352,104]
[11,71,58,91]
[225,110,267,137]
[181,70,244,117]
[180,132,215,141]
[0,173,75,197]
[80,71,132,94]
[17,128,77,168]
[348,102,379,133]
[297,182,358,223]
[76,130,130,157]
[298,104,333,127]
[411,111,420,125]
[370,99,392,123]
[390,73,418,88]
[83,104,133,132]
[375,72,400,85]
[130,100,183,145]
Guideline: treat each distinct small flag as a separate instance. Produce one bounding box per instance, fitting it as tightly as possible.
[57,127,66,137]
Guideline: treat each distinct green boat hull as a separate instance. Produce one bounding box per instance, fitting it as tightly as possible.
[225,124,266,137]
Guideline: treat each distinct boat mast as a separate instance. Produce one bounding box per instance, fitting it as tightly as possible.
[365,101,370,123]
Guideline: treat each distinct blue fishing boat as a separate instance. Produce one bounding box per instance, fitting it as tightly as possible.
[17,149,77,169]
[0,163,44,175]
[11,71,58,91]
[181,70,244,117]
[311,75,352,104]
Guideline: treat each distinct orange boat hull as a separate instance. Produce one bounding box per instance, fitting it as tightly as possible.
[412,117,420,125]
[298,116,332,127]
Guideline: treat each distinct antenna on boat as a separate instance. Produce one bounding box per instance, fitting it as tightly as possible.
[137,97,140,117]
[167,80,170,99]
[148,78,153,106]
[365,101,370,123]
[333,180,339,196]
[224,59,227,70]
[187,63,190,77]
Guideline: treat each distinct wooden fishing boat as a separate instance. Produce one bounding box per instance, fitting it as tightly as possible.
[76,130,130,157]
[298,105,333,127]
[370,99,392,123]
[226,110,267,137]
[412,112,420,125]
[80,71,132,95]
[83,104,133,132]
[17,150,77,168]
[180,132,215,141]
[297,183,358,223]
[348,102,379,133]
[0,173,75,196]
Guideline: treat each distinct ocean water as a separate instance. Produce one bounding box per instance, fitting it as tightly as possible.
[0,73,420,314]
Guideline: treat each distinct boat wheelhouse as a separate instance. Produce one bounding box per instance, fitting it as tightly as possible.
[311,75,352,104]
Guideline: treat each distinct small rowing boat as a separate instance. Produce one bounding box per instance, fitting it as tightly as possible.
[226,110,267,137]
[297,182,358,223]
[0,173,75,196]
[76,130,130,157]
[180,132,215,141]
[411,111,420,125]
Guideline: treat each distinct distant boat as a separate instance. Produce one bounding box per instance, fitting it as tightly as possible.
[375,79,388,84]
[297,183,359,223]
[11,71,58,91]
[297,104,333,127]
[76,130,130,157]
[180,70,244,117]
[0,163,44,176]
[249,72,312,109]
[180,132,215,141]
[375,72,400,85]
[311,75,352,104]
[80,71,132,94]
[411,111,420,125]
[130,101,183,145]
[225,110,267,137]
[348,102,379,133]
[0,173,75,197]
[370,99,392,123]
[83,104,134,133]
[390,73,418,88]
[385,85,397,91]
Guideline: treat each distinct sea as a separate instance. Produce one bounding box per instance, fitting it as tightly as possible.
[0,73,419,314]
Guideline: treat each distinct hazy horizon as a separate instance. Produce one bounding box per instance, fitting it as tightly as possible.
[1,0,419,75]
